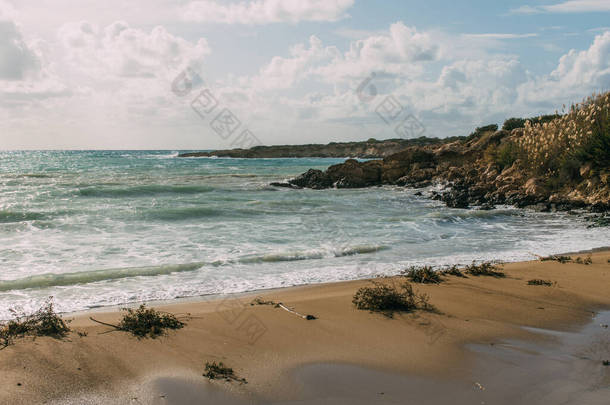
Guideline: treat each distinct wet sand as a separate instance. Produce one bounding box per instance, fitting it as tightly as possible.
[1,250,609,404]
[119,311,609,405]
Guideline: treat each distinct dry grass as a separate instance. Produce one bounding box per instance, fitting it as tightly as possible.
[352,281,434,318]
[527,279,554,286]
[465,262,505,278]
[540,255,572,263]
[116,304,185,338]
[515,92,610,179]
[402,266,443,284]
[440,265,468,278]
[203,361,247,383]
[0,298,70,348]
[574,256,593,265]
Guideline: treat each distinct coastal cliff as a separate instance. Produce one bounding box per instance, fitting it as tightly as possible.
[273,93,610,213]
[178,137,461,159]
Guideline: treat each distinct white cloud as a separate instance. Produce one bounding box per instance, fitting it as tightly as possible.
[229,26,610,142]
[318,22,439,81]
[251,35,339,89]
[521,31,610,104]
[182,0,354,24]
[244,22,439,94]
[58,21,210,80]
[0,11,70,107]
[0,19,40,80]
[462,33,538,39]
[511,0,610,14]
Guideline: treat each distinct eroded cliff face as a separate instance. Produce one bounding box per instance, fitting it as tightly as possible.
[273,129,610,212]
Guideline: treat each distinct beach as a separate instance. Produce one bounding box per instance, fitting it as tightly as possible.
[2,250,609,404]
[3,3,610,404]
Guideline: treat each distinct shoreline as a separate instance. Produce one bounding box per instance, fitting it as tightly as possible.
[2,250,609,404]
[64,245,610,320]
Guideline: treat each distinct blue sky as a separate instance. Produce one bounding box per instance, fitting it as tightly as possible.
[1,0,610,149]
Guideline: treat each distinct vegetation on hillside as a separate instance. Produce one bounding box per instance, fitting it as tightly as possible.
[517,93,609,175]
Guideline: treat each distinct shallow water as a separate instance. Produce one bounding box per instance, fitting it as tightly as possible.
[1,150,609,317]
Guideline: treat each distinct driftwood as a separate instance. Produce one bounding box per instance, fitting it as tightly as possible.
[276,303,317,320]
[250,297,316,320]
[89,317,120,329]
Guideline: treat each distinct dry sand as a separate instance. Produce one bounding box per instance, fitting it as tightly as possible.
[1,251,609,404]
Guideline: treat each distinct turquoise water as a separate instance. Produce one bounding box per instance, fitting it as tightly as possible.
[0,150,608,318]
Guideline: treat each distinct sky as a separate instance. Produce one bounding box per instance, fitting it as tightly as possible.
[1,0,610,149]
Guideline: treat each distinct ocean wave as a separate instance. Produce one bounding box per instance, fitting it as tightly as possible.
[20,173,53,178]
[0,244,386,291]
[141,207,224,221]
[237,244,387,264]
[78,184,215,198]
[0,262,205,292]
[426,208,522,221]
[335,245,388,256]
[0,210,46,223]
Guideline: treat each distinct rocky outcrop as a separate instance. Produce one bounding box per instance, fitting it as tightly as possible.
[179,137,460,159]
[275,129,610,213]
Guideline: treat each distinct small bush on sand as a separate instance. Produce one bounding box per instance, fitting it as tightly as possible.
[117,304,184,338]
[465,262,505,278]
[0,298,70,348]
[353,281,434,317]
[402,266,443,284]
[574,256,592,265]
[203,361,247,383]
[250,297,277,306]
[540,255,571,263]
[527,279,554,286]
[440,265,467,278]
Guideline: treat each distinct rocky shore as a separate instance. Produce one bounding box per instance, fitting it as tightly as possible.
[271,128,610,214]
[179,137,460,159]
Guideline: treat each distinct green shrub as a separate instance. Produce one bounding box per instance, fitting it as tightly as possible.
[477,124,499,133]
[502,117,527,131]
[352,281,434,317]
[494,141,520,169]
[464,124,499,142]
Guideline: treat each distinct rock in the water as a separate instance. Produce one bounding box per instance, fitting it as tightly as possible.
[288,169,332,189]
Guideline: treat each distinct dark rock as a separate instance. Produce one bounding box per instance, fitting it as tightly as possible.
[288,169,332,189]
[440,190,470,209]
[270,182,295,188]
[327,159,382,188]
[274,127,609,212]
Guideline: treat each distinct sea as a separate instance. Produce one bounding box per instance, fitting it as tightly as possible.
[1,150,608,319]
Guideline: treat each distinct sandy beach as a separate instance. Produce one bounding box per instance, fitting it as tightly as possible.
[1,250,609,404]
